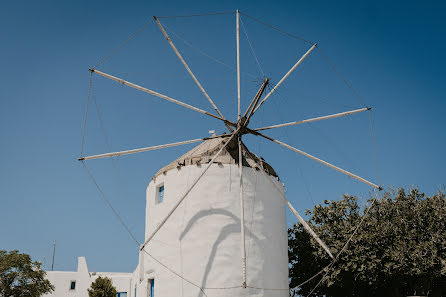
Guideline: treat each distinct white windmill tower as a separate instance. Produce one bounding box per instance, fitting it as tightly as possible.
[79,10,381,297]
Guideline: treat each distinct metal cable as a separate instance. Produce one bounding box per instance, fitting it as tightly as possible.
[269,80,369,180]
[140,249,209,296]
[157,11,235,19]
[305,262,335,297]
[90,80,143,235]
[304,190,379,296]
[268,83,317,206]
[80,74,92,157]
[81,161,141,245]
[163,23,257,79]
[240,16,265,77]
[92,19,154,69]
[277,90,316,205]
[316,46,369,108]
[368,110,381,186]
[82,160,209,296]
[239,12,314,45]
[335,190,378,261]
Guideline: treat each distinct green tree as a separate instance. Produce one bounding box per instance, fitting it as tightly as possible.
[288,188,446,297]
[0,250,54,297]
[88,276,117,297]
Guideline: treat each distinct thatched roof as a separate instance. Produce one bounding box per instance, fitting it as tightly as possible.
[154,135,278,178]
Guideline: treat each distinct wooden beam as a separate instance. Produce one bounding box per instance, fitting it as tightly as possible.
[253,107,371,131]
[261,170,334,259]
[154,17,230,131]
[90,69,236,127]
[78,134,230,161]
[252,44,317,114]
[247,129,382,190]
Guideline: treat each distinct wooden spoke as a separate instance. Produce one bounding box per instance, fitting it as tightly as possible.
[261,170,334,259]
[253,107,371,131]
[154,17,231,132]
[252,44,317,115]
[90,69,236,126]
[78,134,230,161]
[247,129,382,190]
[244,78,269,125]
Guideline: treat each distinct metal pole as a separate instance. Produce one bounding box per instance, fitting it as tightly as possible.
[140,129,240,251]
[51,241,56,271]
[236,10,241,121]
[253,44,317,114]
[238,137,247,287]
[253,107,371,131]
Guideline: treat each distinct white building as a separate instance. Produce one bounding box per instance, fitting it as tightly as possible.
[44,257,135,297]
[46,137,288,297]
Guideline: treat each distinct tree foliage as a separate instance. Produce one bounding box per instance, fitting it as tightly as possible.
[288,188,446,297]
[88,276,117,297]
[0,250,54,297]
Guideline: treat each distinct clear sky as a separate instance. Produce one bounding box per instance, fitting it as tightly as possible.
[1,0,445,273]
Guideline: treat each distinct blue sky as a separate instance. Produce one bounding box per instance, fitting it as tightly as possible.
[1,0,445,273]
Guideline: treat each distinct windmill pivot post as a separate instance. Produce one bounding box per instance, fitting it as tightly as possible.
[238,136,247,287]
[236,9,241,121]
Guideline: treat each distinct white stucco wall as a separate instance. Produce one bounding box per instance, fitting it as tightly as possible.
[45,163,289,297]
[141,164,289,297]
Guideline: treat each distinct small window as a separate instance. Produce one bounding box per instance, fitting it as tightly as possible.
[157,185,164,203]
[117,293,127,297]
[70,281,76,290]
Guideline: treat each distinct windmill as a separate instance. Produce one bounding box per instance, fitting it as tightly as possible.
[79,10,381,297]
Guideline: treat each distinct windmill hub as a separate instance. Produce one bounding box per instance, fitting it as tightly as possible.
[236,116,249,135]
